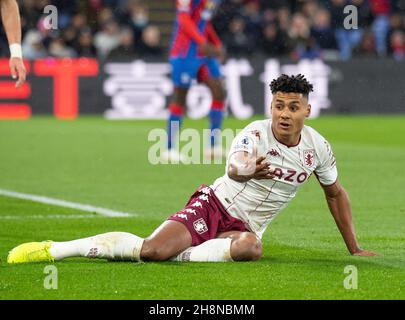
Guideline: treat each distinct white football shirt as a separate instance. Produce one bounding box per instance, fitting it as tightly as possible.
[210,120,338,238]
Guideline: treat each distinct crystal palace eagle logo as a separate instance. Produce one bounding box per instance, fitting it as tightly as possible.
[303,149,315,167]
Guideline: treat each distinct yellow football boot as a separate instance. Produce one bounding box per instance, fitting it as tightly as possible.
[7,241,54,264]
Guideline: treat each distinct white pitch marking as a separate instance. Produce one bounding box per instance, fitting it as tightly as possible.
[0,214,135,220]
[0,188,138,218]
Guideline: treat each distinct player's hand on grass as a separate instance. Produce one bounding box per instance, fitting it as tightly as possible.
[351,249,378,257]
[10,57,26,88]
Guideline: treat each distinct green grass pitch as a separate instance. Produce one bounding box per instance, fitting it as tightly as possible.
[0,116,404,300]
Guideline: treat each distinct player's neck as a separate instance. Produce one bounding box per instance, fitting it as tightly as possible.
[271,125,301,148]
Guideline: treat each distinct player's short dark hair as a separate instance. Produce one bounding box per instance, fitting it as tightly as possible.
[270,74,314,98]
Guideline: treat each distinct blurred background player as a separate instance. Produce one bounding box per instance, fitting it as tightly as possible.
[1,0,26,87]
[163,0,226,162]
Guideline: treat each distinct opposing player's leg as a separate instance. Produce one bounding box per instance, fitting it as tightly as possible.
[197,59,226,157]
[166,86,187,152]
[165,57,197,161]
[205,77,226,147]
[164,86,189,161]
[204,76,226,102]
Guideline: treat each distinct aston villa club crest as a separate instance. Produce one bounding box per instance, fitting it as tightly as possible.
[303,149,315,167]
[193,218,208,234]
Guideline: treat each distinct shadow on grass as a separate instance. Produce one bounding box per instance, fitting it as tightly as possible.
[2,242,403,271]
[265,242,405,270]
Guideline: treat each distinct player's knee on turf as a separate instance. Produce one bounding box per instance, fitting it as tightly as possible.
[230,232,262,261]
[140,239,172,261]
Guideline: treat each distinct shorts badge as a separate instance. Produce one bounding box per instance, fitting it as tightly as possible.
[193,218,208,234]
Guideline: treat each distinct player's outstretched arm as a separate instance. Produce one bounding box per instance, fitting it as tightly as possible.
[228,151,274,183]
[322,179,377,256]
[0,0,26,87]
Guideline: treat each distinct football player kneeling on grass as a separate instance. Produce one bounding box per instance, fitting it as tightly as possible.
[7,74,377,264]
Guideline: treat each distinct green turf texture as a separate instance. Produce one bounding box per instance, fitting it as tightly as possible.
[0,116,404,300]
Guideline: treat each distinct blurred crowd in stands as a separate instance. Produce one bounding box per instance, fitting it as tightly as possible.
[215,0,405,61]
[1,0,405,61]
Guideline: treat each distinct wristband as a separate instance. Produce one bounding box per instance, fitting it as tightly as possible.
[9,43,23,59]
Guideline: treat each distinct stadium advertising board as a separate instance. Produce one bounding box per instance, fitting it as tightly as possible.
[0,57,404,120]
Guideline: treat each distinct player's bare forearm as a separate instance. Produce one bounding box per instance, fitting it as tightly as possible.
[323,181,377,256]
[1,0,26,87]
[1,0,22,44]
[228,163,253,183]
[325,184,359,253]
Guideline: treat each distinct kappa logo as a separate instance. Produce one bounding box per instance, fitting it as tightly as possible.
[200,187,211,195]
[175,213,188,220]
[193,218,208,234]
[303,149,315,167]
[184,208,197,215]
[191,201,203,208]
[198,194,209,202]
[268,149,280,157]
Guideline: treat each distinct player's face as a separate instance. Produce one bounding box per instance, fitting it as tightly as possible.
[271,92,311,138]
